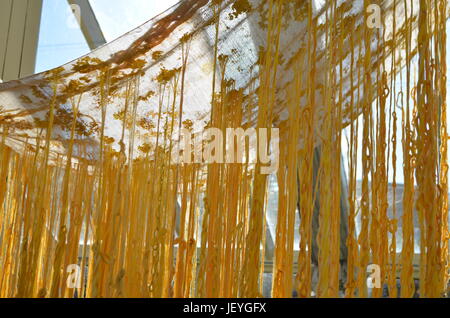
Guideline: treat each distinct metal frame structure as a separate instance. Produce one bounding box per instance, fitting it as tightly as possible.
[66,0,106,50]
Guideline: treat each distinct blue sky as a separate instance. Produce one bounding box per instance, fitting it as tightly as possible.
[35,0,178,73]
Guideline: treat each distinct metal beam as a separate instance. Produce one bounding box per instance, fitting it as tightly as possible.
[66,0,106,50]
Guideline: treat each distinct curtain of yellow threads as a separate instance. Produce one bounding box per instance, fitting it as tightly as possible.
[0,0,449,299]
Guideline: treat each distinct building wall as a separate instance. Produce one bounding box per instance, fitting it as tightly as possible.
[0,0,43,81]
